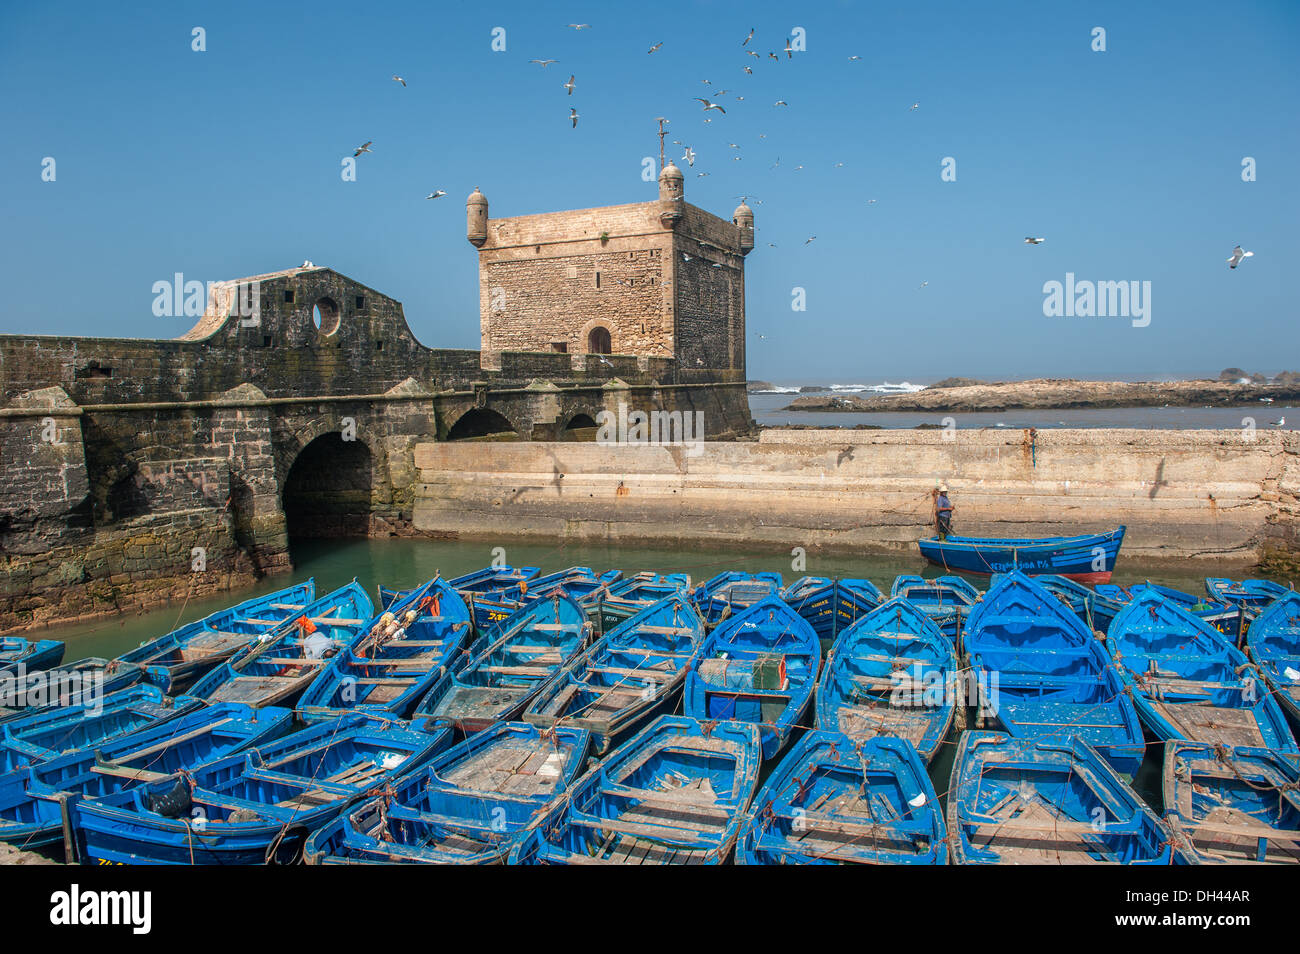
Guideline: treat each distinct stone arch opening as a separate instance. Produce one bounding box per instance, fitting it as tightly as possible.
[282,433,372,539]
[562,413,598,441]
[312,297,341,336]
[446,408,518,441]
[587,326,612,354]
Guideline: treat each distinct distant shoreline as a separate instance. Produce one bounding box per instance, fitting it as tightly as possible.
[778,378,1300,413]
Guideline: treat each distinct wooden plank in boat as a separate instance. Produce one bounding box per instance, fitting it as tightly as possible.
[111,718,234,762]
[1153,702,1266,747]
[90,764,171,782]
[635,625,696,636]
[478,664,556,676]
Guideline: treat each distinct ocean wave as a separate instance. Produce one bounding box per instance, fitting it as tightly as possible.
[829,382,928,394]
[751,386,802,393]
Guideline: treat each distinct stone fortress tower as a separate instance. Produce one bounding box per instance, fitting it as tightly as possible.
[467,158,753,372]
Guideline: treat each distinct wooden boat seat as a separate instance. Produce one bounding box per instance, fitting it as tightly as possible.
[106,718,235,764]
[636,626,696,636]
[254,657,326,667]
[269,603,307,610]
[531,624,583,633]
[348,677,418,686]
[478,664,556,676]
[90,764,171,782]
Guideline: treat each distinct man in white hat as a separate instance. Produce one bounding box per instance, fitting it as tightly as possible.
[935,484,953,538]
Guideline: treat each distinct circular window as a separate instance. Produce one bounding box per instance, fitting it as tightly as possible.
[312,297,341,336]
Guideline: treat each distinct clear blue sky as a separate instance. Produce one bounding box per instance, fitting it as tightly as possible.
[2,0,1296,382]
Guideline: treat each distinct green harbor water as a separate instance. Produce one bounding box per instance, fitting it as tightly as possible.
[32,536,1268,814]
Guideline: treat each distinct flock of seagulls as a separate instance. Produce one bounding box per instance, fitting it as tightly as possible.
[350,22,1261,341]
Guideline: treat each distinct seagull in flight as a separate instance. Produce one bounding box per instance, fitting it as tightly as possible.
[910,102,920,111]
[848,55,862,61]
[742,28,754,45]
[867,198,878,204]
[773,100,788,107]
[695,98,727,113]
[681,146,696,166]
[1024,237,1045,245]
[785,38,794,58]
[531,59,558,67]
[804,236,816,245]
[648,42,663,54]
[425,190,447,199]
[697,172,710,177]
[746,50,760,59]
[563,74,575,95]
[768,52,779,61]
[569,107,579,128]
[744,67,753,74]
[918,281,929,289]
[568,23,591,30]
[1227,244,1254,269]
[392,75,406,87]
[353,141,373,157]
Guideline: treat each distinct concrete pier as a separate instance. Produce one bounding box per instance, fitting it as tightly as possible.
[413,428,1299,566]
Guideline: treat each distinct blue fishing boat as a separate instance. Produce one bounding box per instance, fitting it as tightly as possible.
[1100,582,1243,640]
[185,582,375,708]
[815,597,956,762]
[965,570,1144,778]
[684,595,819,760]
[890,574,980,642]
[75,713,451,864]
[1246,591,1300,727]
[380,564,539,609]
[0,703,292,852]
[946,732,1178,864]
[1205,577,1291,613]
[510,716,761,865]
[523,594,705,754]
[1106,590,1297,754]
[0,685,197,775]
[994,572,1123,635]
[1163,740,1300,864]
[692,571,784,627]
[114,580,316,691]
[590,571,692,634]
[379,564,538,627]
[0,657,162,723]
[0,637,65,678]
[737,731,946,865]
[780,576,883,656]
[300,578,472,717]
[918,526,1126,584]
[304,722,590,864]
[465,567,613,634]
[415,595,590,733]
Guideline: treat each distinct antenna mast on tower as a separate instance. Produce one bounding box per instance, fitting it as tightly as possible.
[656,117,668,170]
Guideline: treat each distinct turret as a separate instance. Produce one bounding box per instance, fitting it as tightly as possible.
[732,201,754,254]
[466,187,488,248]
[657,162,684,229]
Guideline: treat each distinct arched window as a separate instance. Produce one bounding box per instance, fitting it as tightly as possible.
[587,326,612,354]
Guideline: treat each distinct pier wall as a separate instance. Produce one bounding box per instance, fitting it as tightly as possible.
[413,428,1300,567]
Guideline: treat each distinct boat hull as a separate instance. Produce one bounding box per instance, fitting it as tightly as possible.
[918,527,1126,583]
